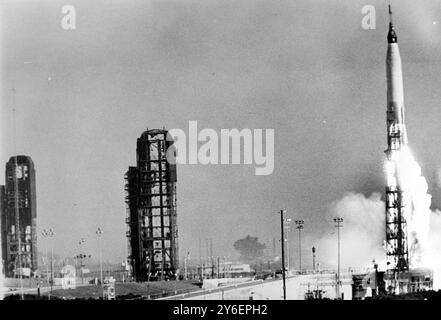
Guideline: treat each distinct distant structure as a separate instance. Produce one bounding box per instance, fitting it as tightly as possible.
[125,129,178,281]
[1,156,38,277]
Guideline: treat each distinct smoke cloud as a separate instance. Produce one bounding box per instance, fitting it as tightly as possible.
[427,209,441,289]
[313,176,441,290]
[314,192,386,271]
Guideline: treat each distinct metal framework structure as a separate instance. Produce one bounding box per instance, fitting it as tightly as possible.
[385,110,409,274]
[125,129,178,281]
[0,155,38,277]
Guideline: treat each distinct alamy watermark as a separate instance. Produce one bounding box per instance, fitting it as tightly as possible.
[61,5,76,30]
[166,121,274,176]
[361,5,376,30]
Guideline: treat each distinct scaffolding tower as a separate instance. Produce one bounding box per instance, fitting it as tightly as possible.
[125,129,178,281]
[384,110,409,292]
[1,156,38,277]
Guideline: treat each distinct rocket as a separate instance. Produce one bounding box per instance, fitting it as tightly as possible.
[386,5,408,149]
[384,5,410,273]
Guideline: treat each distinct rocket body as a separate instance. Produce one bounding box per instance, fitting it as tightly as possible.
[386,23,407,147]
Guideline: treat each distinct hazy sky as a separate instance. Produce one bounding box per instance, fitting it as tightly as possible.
[1,0,441,268]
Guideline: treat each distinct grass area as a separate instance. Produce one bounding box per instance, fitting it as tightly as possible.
[4,277,41,288]
[47,280,201,300]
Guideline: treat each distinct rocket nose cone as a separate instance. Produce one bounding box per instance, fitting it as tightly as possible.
[388,23,397,43]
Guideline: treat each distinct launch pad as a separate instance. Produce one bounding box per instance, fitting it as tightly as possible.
[384,268,433,295]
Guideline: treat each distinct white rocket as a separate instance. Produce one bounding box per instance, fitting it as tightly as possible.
[386,5,408,147]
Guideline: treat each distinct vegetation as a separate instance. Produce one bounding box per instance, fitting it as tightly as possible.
[3,280,201,300]
[233,235,266,265]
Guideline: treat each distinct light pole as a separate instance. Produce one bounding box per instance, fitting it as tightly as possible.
[78,238,85,284]
[41,229,50,295]
[222,256,228,278]
[312,246,316,273]
[47,228,55,298]
[333,217,343,299]
[284,218,292,272]
[96,227,103,288]
[184,251,190,280]
[295,220,304,274]
[278,210,287,300]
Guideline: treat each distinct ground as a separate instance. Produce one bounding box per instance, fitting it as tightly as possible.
[3,280,201,300]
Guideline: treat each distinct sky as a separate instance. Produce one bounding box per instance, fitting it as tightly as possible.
[1,0,441,269]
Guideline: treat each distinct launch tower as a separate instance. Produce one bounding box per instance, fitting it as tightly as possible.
[125,129,178,281]
[1,156,38,277]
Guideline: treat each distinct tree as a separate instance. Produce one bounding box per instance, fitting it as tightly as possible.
[233,235,266,264]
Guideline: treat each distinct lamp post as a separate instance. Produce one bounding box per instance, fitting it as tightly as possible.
[284,218,292,272]
[312,246,316,273]
[278,210,287,300]
[41,229,50,296]
[78,238,86,284]
[46,228,55,298]
[96,228,103,288]
[333,217,343,299]
[295,220,304,274]
[222,256,228,278]
[184,251,190,280]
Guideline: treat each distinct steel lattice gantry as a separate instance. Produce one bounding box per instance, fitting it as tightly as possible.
[125,129,178,281]
[385,116,409,274]
[1,155,38,277]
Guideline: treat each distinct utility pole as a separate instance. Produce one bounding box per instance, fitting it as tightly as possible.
[199,238,202,267]
[279,210,287,300]
[41,229,50,298]
[312,247,316,272]
[206,239,209,268]
[96,227,104,293]
[333,217,343,299]
[295,220,304,274]
[184,253,188,280]
[210,238,213,278]
[284,218,292,272]
[47,228,55,298]
[78,238,86,284]
[223,256,227,278]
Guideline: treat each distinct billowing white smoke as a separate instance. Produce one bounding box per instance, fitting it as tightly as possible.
[385,145,441,289]
[314,178,438,284]
[314,192,386,271]
[392,146,432,268]
[428,210,441,289]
